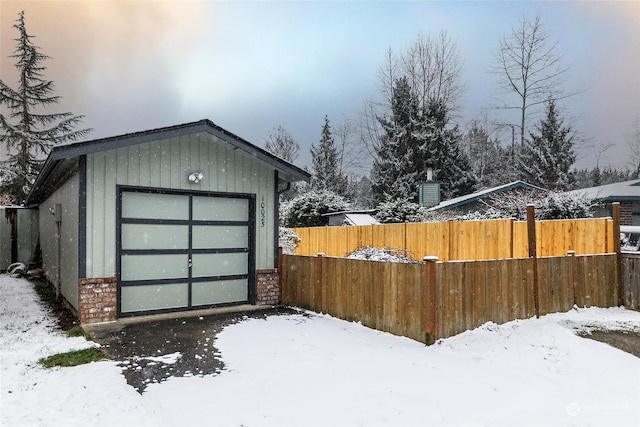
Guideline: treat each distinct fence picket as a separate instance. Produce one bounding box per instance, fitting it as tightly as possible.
[291,218,614,262]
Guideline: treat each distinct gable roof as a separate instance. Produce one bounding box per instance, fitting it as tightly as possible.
[26,119,311,206]
[427,181,547,211]
[565,179,640,202]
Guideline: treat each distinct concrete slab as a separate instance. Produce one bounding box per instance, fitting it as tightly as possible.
[88,306,298,393]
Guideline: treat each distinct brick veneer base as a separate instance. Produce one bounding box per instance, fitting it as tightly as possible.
[79,277,117,324]
[256,269,280,305]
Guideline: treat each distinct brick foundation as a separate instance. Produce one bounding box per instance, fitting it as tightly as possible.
[620,201,633,226]
[79,277,117,324]
[255,269,280,305]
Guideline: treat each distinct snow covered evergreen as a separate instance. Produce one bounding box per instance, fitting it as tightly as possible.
[0,11,90,203]
[310,116,348,196]
[281,189,351,227]
[519,99,576,191]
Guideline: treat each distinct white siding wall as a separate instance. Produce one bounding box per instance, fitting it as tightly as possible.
[39,173,80,309]
[85,132,276,278]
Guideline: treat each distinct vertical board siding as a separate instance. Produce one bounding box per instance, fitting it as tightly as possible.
[85,132,276,277]
[282,253,618,343]
[291,218,614,261]
[622,254,640,309]
[39,173,80,309]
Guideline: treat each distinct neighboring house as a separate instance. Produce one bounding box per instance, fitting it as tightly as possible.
[426,181,547,214]
[323,210,379,226]
[25,119,310,324]
[565,179,640,226]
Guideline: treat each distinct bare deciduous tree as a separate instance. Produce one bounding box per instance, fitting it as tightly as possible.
[361,31,464,159]
[628,119,640,178]
[493,14,571,149]
[263,125,300,163]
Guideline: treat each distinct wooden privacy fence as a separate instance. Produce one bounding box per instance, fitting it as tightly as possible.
[291,217,615,261]
[281,253,620,344]
[622,253,640,310]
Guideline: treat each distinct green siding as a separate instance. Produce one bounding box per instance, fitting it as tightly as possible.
[85,131,276,278]
[39,173,80,309]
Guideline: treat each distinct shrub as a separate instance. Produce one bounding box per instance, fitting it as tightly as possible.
[282,190,351,227]
[374,199,427,223]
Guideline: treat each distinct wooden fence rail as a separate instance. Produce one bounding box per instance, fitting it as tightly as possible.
[291,217,615,262]
[281,253,620,344]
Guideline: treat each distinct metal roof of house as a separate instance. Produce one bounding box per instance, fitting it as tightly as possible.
[26,119,311,206]
[564,179,640,202]
[427,181,547,211]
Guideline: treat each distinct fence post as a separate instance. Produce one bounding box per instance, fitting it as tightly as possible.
[567,250,577,307]
[423,256,438,345]
[527,205,540,318]
[315,253,325,313]
[612,202,622,306]
[277,246,284,302]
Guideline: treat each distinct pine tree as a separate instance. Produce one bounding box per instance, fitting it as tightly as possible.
[310,116,347,195]
[371,78,476,204]
[422,99,476,199]
[0,11,90,203]
[371,77,422,204]
[464,122,513,188]
[519,99,576,190]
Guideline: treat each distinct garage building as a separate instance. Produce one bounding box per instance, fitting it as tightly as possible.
[26,119,310,324]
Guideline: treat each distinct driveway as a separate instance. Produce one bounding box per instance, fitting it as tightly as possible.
[87,306,298,393]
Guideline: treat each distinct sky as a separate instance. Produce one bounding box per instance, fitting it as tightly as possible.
[1,1,639,174]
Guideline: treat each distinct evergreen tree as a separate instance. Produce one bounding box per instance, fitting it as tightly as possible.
[0,11,90,202]
[519,99,576,190]
[371,77,422,204]
[423,99,476,199]
[464,122,513,188]
[371,78,476,203]
[310,116,347,195]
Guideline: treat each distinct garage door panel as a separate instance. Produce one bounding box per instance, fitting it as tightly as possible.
[119,189,253,317]
[192,225,248,249]
[122,192,189,220]
[192,279,248,306]
[192,253,248,277]
[122,224,189,250]
[121,254,188,281]
[121,283,189,313]
[192,197,248,221]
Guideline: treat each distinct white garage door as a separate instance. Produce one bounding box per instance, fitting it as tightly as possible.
[117,188,255,316]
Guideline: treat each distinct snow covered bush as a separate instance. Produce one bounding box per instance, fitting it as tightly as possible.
[483,190,596,220]
[282,189,352,227]
[347,246,419,263]
[535,192,595,220]
[374,199,428,223]
[279,227,301,254]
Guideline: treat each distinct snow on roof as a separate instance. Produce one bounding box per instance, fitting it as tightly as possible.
[564,179,640,201]
[344,213,379,226]
[427,181,546,211]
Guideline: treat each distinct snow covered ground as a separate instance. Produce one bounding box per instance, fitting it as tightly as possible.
[2,274,640,427]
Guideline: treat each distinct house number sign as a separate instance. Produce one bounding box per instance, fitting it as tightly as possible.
[260,195,266,227]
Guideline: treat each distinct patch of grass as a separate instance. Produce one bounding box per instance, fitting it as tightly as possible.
[40,347,107,368]
[66,326,89,339]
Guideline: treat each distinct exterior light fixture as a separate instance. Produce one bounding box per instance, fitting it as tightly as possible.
[188,172,204,183]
